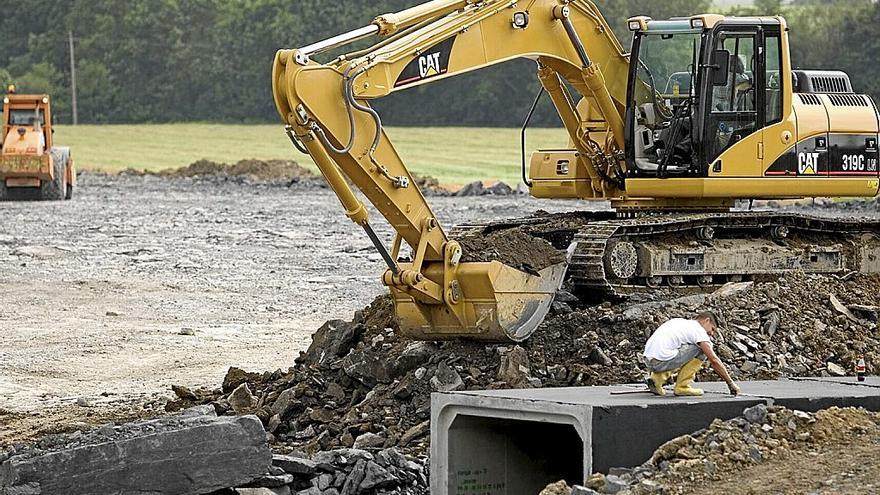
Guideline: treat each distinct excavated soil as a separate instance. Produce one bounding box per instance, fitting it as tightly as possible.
[458,227,567,273]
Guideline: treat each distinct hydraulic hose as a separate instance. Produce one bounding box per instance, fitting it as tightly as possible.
[520,87,545,188]
[313,66,359,155]
[310,65,407,188]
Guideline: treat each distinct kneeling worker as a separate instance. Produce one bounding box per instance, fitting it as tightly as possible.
[643,311,741,396]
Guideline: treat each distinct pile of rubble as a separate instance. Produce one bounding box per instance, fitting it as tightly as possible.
[250,448,428,495]
[166,272,880,463]
[0,403,427,495]
[541,405,880,495]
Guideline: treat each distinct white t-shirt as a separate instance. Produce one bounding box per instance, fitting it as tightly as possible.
[643,318,712,361]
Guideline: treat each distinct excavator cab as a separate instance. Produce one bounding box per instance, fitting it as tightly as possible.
[625,16,782,178]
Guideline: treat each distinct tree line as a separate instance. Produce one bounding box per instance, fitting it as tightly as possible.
[1,0,876,126]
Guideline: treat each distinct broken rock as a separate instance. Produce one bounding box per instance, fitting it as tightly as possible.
[229,383,258,414]
[497,346,532,388]
[352,433,385,450]
[0,415,270,495]
[430,363,464,392]
[829,294,859,322]
[827,362,847,377]
[302,320,365,366]
[743,404,768,424]
[399,420,430,447]
[343,348,392,387]
[223,367,260,394]
[359,460,396,490]
[540,480,572,495]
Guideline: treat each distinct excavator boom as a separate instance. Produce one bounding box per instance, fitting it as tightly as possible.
[273,0,631,341]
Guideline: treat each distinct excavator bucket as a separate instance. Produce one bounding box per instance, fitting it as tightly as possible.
[392,260,568,342]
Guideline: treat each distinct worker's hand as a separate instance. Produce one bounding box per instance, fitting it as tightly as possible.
[727,381,741,396]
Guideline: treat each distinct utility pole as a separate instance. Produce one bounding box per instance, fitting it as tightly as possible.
[68,31,78,125]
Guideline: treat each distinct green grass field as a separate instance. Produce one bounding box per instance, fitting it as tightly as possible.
[54,124,568,186]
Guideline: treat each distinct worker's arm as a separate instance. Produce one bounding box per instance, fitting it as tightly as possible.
[698,341,741,396]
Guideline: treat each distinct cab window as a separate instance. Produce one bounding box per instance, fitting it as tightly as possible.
[9,109,45,126]
[707,32,758,163]
[765,33,783,125]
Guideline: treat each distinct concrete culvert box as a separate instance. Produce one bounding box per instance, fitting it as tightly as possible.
[432,392,595,495]
[447,416,584,494]
[431,379,880,495]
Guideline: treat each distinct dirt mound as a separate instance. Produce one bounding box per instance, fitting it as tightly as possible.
[156,159,319,182]
[124,160,455,195]
[164,272,880,460]
[411,174,451,197]
[453,181,521,197]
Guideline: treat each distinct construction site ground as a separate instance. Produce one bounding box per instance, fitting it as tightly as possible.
[3,170,880,494]
[689,434,880,495]
[0,172,571,429]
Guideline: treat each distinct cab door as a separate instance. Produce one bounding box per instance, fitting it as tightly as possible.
[705,27,763,177]
[759,27,798,175]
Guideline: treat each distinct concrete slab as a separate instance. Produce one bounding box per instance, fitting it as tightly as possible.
[430,378,880,495]
[790,375,880,389]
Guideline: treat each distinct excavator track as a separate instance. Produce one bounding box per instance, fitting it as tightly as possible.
[452,211,880,299]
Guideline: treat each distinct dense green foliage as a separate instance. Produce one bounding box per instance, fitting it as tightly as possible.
[1,0,876,125]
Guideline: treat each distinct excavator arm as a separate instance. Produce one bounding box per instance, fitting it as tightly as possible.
[272,0,632,341]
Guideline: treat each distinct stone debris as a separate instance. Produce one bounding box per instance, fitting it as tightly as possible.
[162,273,880,470]
[0,409,271,495]
[497,345,534,388]
[229,383,259,414]
[239,448,427,495]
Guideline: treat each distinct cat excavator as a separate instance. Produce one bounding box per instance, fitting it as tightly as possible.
[273,0,880,342]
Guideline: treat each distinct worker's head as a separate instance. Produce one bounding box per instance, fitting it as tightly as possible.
[696,311,720,336]
[734,56,746,75]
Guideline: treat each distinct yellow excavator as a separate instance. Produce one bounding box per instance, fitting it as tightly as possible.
[273,0,880,342]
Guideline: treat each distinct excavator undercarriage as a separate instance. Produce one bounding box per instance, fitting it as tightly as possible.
[454,211,880,300]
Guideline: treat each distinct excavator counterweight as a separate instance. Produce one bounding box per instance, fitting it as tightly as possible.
[274,1,880,342]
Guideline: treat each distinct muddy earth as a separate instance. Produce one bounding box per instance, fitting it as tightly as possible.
[0,170,575,418]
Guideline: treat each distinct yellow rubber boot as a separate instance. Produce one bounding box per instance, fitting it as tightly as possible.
[648,371,673,396]
[674,359,705,396]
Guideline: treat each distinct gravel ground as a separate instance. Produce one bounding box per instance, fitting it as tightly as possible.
[0,173,575,414]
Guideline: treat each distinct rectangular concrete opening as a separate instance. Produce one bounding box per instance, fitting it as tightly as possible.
[448,415,583,495]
